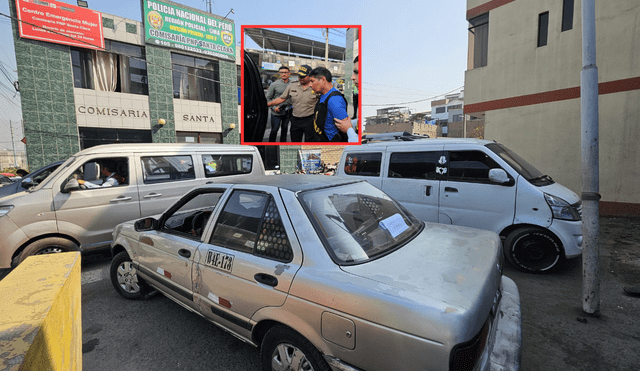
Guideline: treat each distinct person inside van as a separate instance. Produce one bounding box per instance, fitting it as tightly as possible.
[78,160,120,188]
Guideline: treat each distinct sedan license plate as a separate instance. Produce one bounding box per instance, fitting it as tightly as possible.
[204,249,234,273]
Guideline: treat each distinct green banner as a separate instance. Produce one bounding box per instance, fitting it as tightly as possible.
[143,0,235,61]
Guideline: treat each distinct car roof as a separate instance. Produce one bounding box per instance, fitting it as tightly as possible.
[352,137,494,149]
[204,175,362,193]
[73,143,258,156]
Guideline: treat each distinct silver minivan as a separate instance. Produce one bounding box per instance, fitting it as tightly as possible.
[0,143,265,268]
[336,136,582,272]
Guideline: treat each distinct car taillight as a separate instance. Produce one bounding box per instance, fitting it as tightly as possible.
[449,319,490,371]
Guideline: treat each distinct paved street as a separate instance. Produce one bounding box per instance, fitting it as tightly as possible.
[2,217,639,370]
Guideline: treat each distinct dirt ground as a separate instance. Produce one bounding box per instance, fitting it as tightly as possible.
[503,216,640,371]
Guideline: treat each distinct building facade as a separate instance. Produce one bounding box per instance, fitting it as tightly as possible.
[464,0,640,215]
[10,0,241,171]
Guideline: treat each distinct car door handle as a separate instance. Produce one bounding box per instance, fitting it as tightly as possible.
[425,185,432,196]
[445,187,458,193]
[110,196,132,202]
[144,193,162,199]
[178,249,191,259]
[206,181,214,184]
[254,273,278,287]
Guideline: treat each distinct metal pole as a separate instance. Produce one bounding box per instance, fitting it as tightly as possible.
[581,0,600,316]
[324,28,329,67]
[9,120,17,167]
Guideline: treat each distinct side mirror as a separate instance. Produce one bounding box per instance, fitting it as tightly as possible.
[135,217,158,232]
[21,178,34,188]
[60,179,80,193]
[489,169,511,184]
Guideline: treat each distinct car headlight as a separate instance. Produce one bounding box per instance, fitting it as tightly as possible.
[0,205,14,218]
[544,194,580,221]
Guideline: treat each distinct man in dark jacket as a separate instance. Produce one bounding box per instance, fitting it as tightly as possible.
[309,67,349,142]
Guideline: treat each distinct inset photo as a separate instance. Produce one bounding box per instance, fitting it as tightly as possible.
[241,26,361,145]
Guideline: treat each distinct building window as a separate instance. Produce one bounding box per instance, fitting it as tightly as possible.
[452,114,463,122]
[176,131,222,144]
[435,107,446,114]
[172,53,220,103]
[70,41,148,95]
[448,104,462,111]
[562,0,574,31]
[469,13,489,68]
[538,12,549,47]
[71,49,93,89]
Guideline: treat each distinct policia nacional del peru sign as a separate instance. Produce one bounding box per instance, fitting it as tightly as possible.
[143,0,235,61]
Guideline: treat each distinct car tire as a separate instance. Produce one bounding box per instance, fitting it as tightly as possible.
[261,326,331,371]
[505,227,564,273]
[15,237,80,266]
[110,251,152,300]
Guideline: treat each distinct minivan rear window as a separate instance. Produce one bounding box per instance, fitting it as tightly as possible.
[389,152,439,179]
[202,154,253,177]
[343,152,382,177]
[141,155,195,183]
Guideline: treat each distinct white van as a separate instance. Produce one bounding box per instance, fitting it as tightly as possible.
[0,143,265,268]
[336,135,582,272]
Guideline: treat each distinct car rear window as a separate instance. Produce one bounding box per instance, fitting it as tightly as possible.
[343,152,382,176]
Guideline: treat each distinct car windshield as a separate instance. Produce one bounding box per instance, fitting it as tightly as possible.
[486,143,554,186]
[299,182,422,265]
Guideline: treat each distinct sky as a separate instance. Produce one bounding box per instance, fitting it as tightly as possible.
[0,0,469,153]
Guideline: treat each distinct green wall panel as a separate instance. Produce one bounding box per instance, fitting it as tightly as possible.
[10,0,79,170]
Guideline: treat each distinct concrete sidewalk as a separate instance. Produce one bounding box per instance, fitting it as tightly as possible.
[503,216,640,371]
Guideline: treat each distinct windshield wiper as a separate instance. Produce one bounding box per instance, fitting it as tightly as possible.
[529,174,553,182]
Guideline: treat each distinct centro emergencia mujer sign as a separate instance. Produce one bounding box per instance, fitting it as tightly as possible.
[142,0,235,61]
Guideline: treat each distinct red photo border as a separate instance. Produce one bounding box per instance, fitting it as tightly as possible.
[240,24,362,146]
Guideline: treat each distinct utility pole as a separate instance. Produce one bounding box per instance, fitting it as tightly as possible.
[9,120,17,167]
[206,0,212,13]
[581,0,600,316]
[323,28,329,67]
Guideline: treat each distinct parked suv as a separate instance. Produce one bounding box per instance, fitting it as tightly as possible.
[0,143,265,268]
[336,135,582,272]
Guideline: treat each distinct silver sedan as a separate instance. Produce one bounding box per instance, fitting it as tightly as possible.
[110,175,521,371]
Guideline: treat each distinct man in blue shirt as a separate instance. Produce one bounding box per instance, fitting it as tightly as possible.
[309,67,349,142]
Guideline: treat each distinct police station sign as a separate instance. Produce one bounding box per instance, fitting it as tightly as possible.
[143,0,235,61]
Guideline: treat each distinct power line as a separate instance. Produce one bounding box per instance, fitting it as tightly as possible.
[362,85,464,107]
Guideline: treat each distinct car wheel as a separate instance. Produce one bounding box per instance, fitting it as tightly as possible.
[15,237,79,266]
[261,326,331,371]
[505,227,564,273]
[110,251,152,300]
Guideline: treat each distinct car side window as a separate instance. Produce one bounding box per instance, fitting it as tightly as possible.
[343,152,382,176]
[447,151,501,183]
[69,157,129,189]
[202,154,252,178]
[161,191,224,239]
[388,151,439,179]
[141,155,195,184]
[210,190,293,262]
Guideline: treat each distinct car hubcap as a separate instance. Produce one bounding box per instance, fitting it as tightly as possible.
[271,343,313,371]
[117,261,141,293]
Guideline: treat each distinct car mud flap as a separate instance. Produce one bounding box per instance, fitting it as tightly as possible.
[489,276,522,371]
